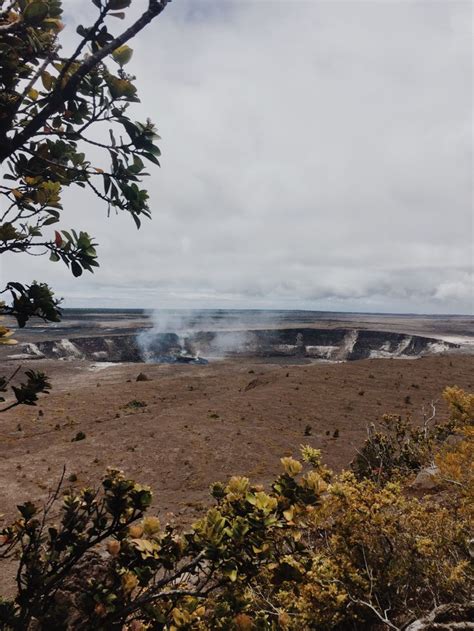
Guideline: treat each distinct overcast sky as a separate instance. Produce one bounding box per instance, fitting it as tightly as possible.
[2,0,472,313]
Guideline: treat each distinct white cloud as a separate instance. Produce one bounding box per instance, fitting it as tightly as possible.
[434,273,473,303]
[1,0,472,314]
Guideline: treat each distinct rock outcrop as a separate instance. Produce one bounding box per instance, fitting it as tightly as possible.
[410,465,441,492]
[405,602,474,630]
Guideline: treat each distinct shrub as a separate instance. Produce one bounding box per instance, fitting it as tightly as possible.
[253,474,471,630]
[0,451,327,629]
[0,469,153,628]
[350,386,472,483]
[124,399,147,410]
[0,389,472,629]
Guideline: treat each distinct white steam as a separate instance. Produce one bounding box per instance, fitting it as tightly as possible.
[135,309,278,362]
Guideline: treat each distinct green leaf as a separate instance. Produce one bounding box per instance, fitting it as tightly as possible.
[109,0,131,8]
[227,568,238,582]
[71,261,82,277]
[144,152,160,166]
[23,1,48,23]
[17,501,37,519]
[76,24,88,37]
[41,71,54,91]
[132,214,141,229]
[43,217,59,226]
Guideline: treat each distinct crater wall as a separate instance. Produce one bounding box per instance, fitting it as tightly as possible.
[13,328,457,363]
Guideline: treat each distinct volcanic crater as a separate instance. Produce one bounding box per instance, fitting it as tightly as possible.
[13,327,458,364]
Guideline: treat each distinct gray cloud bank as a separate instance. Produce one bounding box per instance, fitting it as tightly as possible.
[2,0,472,313]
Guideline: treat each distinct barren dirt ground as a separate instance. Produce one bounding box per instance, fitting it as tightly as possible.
[0,354,473,528]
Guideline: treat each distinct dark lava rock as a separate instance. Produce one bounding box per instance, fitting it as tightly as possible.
[136,372,150,382]
[244,378,267,392]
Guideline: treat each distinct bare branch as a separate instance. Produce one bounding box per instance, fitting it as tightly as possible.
[351,597,401,631]
[422,400,437,439]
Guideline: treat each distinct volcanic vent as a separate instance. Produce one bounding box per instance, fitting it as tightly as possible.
[11,328,457,363]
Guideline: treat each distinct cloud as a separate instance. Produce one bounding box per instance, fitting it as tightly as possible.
[1,0,472,314]
[434,272,473,303]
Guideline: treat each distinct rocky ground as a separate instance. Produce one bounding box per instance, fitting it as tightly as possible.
[0,353,472,527]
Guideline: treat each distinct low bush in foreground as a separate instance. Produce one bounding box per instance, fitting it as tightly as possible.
[0,387,472,630]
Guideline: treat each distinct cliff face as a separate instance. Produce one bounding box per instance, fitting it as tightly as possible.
[15,328,457,363]
[22,335,142,362]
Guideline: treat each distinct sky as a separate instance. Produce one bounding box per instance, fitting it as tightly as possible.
[1,0,473,314]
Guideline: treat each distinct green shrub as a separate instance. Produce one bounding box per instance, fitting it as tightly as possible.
[0,388,472,630]
[350,406,459,483]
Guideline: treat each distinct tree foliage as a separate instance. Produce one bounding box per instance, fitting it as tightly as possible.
[0,0,169,408]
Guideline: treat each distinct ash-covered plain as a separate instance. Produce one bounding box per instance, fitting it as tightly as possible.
[2,308,473,364]
[0,309,472,525]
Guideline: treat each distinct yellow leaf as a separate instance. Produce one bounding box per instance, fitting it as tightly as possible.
[106,539,121,556]
[172,608,191,627]
[130,538,160,557]
[281,456,303,477]
[121,571,138,594]
[283,507,294,522]
[112,44,133,66]
[143,516,160,535]
[128,524,143,538]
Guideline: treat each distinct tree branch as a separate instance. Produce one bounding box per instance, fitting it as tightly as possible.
[0,0,171,163]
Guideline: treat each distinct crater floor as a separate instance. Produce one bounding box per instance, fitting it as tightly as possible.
[0,353,472,527]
